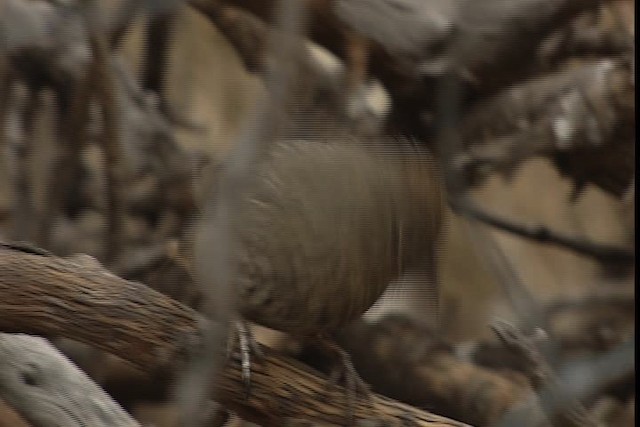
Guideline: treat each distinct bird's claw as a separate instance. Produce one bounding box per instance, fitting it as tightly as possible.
[228,320,264,399]
[320,339,372,424]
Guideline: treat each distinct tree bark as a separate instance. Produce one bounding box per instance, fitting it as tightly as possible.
[0,244,469,426]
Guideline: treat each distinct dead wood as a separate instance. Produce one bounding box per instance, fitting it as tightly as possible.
[491,320,598,427]
[449,200,635,266]
[0,243,470,427]
[335,316,530,426]
[190,0,634,197]
[0,333,139,427]
[456,59,635,196]
[494,327,634,427]
[190,0,610,138]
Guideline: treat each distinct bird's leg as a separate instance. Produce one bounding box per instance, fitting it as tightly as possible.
[324,341,369,395]
[314,335,372,424]
[227,320,264,399]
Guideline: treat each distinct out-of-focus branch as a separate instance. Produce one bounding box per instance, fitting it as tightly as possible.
[140,2,202,130]
[108,0,146,48]
[493,321,635,427]
[10,86,38,243]
[190,0,610,138]
[0,333,139,427]
[336,316,530,426]
[191,0,343,113]
[84,1,127,264]
[491,320,598,427]
[40,69,93,247]
[0,244,470,427]
[192,3,270,74]
[538,1,635,66]
[455,59,635,196]
[1,0,196,261]
[192,0,635,193]
[544,291,635,357]
[0,38,10,157]
[450,199,635,266]
[182,0,313,424]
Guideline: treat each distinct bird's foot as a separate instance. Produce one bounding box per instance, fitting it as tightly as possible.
[317,338,372,424]
[227,320,264,399]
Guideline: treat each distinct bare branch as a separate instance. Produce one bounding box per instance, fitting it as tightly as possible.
[0,244,470,426]
[108,0,146,48]
[456,59,634,196]
[493,321,634,427]
[450,199,635,266]
[492,320,597,427]
[0,333,139,427]
[190,0,610,138]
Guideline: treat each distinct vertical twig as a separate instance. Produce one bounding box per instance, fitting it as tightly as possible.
[181,0,310,424]
[11,87,39,242]
[0,38,9,158]
[84,0,127,264]
[494,323,634,427]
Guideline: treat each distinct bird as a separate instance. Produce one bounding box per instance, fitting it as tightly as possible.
[229,138,443,336]
[200,136,444,407]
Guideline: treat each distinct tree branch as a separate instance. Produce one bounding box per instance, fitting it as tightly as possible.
[189,0,610,139]
[491,320,597,427]
[0,333,139,427]
[0,244,470,426]
[450,199,635,266]
[455,59,635,196]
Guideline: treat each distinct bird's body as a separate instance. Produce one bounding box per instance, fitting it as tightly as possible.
[224,138,443,337]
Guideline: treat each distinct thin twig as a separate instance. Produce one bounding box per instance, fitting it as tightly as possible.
[449,198,635,266]
[492,321,597,427]
[183,1,310,424]
[435,76,548,335]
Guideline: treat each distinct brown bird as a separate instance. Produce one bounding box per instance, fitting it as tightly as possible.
[202,136,443,401]
[229,138,443,336]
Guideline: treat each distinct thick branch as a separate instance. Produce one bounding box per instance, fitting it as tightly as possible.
[0,244,469,426]
[191,0,345,115]
[0,333,139,427]
[336,316,530,426]
[190,0,608,138]
[456,59,635,196]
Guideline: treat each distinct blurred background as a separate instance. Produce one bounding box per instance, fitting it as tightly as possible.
[0,0,634,426]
